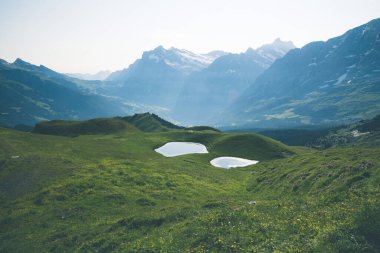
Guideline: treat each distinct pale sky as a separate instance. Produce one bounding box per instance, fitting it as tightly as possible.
[0,0,379,73]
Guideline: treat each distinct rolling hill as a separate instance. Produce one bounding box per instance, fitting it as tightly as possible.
[32,113,184,136]
[32,113,220,136]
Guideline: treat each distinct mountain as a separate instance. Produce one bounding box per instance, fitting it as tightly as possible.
[223,18,380,128]
[103,49,186,108]
[99,46,225,110]
[0,58,130,127]
[172,39,295,125]
[66,70,111,81]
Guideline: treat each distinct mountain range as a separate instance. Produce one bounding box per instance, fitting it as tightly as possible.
[1,18,380,128]
[83,40,294,119]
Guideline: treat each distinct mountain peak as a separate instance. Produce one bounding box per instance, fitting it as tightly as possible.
[153,45,166,52]
[13,58,32,66]
[245,47,256,54]
[255,38,296,62]
[0,58,8,65]
[260,38,296,51]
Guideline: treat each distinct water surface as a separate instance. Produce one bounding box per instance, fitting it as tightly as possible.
[210,156,258,169]
[155,142,208,157]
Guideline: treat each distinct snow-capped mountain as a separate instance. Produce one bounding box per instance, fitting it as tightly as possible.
[100,46,228,110]
[106,46,226,81]
[162,47,226,74]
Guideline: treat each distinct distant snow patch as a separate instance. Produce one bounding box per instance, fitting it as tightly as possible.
[335,73,347,85]
[149,54,160,62]
[362,26,370,35]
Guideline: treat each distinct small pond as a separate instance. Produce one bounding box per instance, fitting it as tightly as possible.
[155,142,208,157]
[210,157,258,169]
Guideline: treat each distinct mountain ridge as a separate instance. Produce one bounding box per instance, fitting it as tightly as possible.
[222,18,380,128]
[0,58,131,127]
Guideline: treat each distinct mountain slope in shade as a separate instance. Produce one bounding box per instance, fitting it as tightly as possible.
[0,59,130,127]
[172,39,295,125]
[223,18,380,128]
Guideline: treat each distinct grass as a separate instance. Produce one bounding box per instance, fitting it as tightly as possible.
[0,122,379,252]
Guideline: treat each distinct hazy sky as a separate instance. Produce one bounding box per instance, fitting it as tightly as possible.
[0,0,379,73]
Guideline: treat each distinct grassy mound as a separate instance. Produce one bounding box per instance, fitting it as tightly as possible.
[210,133,293,160]
[156,131,294,161]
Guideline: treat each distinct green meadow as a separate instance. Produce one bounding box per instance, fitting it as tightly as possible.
[0,115,379,252]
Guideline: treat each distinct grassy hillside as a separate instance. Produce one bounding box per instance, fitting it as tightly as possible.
[33,118,140,136]
[0,122,379,252]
